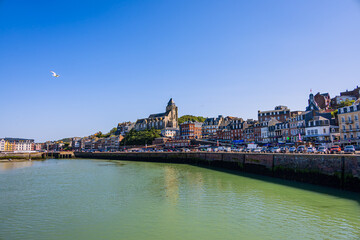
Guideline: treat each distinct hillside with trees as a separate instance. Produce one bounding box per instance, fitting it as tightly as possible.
[178,115,206,124]
[120,128,161,146]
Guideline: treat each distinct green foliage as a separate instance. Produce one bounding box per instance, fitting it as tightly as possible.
[58,138,72,143]
[331,109,338,119]
[94,127,118,138]
[338,99,355,108]
[178,115,206,124]
[120,128,161,146]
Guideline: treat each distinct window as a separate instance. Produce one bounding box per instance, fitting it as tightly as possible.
[355,115,359,121]
[323,128,326,134]
[344,134,347,140]
[342,117,345,123]
[348,116,352,122]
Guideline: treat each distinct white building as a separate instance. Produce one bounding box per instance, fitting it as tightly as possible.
[304,116,339,144]
[161,128,179,138]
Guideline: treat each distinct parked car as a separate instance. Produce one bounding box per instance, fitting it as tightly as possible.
[253,147,262,153]
[330,145,342,154]
[317,146,329,154]
[344,145,356,154]
[261,147,268,153]
[289,147,297,153]
[306,147,317,154]
[297,145,306,153]
[245,148,252,153]
[271,147,281,153]
[280,147,288,153]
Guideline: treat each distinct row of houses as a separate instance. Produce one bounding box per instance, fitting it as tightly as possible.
[168,92,360,148]
[0,138,35,152]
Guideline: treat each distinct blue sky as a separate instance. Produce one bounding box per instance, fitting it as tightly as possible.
[1,0,359,142]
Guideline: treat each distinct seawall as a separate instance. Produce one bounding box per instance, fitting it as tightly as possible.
[0,152,44,161]
[74,152,360,192]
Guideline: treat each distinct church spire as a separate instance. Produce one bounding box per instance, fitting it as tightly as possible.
[167,98,175,106]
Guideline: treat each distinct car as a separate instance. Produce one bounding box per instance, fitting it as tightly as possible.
[344,145,356,154]
[297,145,306,153]
[306,147,317,154]
[280,147,288,153]
[261,147,268,153]
[317,146,329,154]
[289,147,297,153]
[253,147,262,153]
[271,147,281,153]
[330,145,342,154]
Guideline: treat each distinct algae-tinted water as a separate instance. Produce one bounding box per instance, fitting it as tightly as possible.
[0,159,359,240]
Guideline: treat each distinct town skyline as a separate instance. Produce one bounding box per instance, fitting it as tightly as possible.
[1,0,360,142]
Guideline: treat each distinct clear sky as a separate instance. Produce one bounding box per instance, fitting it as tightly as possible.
[1,0,359,142]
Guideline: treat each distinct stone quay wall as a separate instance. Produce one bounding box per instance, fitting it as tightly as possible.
[0,152,44,160]
[74,152,360,192]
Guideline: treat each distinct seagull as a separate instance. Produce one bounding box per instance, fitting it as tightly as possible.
[50,71,60,77]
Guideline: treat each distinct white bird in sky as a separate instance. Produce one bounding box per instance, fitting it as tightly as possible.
[50,71,60,77]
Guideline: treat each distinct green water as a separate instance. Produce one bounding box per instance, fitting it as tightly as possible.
[0,159,359,240]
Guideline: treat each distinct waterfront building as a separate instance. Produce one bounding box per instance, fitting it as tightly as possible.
[261,118,280,144]
[180,121,202,140]
[165,139,191,148]
[258,105,290,123]
[304,116,339,145]
[289,113,306,143]
[338,99,360,147]
[134,98,178,131]
[0,138,34,152]
[202,115,232,139]
[229,118,244,141]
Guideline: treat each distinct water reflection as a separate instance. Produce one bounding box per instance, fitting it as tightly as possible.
[0,161,33,171]
[164,166,179,204]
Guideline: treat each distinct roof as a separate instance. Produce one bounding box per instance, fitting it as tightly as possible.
[0,138,34,141]
[148,111,169,118]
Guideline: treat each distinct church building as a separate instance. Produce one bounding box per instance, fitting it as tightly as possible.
[134,99,178,131]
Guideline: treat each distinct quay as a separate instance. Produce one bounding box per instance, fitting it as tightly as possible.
[75,152,360,192]
[0,151,74,161]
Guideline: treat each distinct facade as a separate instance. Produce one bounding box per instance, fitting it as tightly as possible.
[260,118,280,143]
[161,128,179,138]
[202,115,232,139]
[0,138,34,152]
[332,96,357,106]
[340,86,360,99]
[314,92,331,110]
[134,99,178,131]
[304,116,339,144]
[288,113,306,143]
[180,121,202,139]
[115,122,135,136]
[338,100,360,146]
[165,139,191,148]
[258,106,290,123]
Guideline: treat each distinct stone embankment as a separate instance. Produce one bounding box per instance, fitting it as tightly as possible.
[0,152,44,161]
[75,152,360,192]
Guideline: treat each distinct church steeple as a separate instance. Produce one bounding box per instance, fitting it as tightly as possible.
[167,98,175,106]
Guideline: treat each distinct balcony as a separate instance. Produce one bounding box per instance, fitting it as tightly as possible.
[345,120,353,124]
[342,128,359,133]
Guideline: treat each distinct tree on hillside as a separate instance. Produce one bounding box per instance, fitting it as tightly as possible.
[120,128,161,146]
[178,115,206,124]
